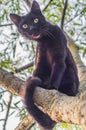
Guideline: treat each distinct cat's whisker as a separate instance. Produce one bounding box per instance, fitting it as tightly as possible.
[41,27,54,38]
[42,28,56,39]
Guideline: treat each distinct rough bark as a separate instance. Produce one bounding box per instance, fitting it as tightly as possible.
[15,115,34,130]
[0,35,86,130]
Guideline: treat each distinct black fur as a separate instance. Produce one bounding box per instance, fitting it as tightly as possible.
[10,1,79,129]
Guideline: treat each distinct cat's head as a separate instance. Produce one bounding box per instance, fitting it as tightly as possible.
[10,1,48,40]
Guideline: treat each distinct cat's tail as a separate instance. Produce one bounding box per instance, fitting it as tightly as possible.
[24,77,56,130]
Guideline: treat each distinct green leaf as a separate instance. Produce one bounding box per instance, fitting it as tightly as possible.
[62,123,68,128]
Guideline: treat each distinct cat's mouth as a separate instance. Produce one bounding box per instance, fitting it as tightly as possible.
[28,34,41,40]
[19,29,41,40]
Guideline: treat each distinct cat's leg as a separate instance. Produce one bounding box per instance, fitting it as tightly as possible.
[48,62,66,89]
[59,82,78,96]
[33,63,51,88]
[59,67,79,96]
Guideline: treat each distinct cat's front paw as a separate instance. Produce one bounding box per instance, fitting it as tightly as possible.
[47,83,53,89]
[47,83,58,90]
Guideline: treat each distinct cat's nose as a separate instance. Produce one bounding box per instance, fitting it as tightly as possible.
[29,26,35,31]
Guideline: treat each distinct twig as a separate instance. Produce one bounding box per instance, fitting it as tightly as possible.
[15,61,34,73]
[0,23,13,27]
[65,9,84,25]
[42,0,53,11]
[0,119,4,121]
[0,90,8,93]
[61,0,68,30]
[3,94,13,130]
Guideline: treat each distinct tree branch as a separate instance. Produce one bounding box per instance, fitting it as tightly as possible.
[61,0,68,30]
[42,0,53,11]
[0,23,13,27]
[15,61,34,73]
[3,94,13,130]
[0,68,24,95]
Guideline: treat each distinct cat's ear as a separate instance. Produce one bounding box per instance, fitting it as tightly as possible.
[10,14,21,26]
[31,1,41,13]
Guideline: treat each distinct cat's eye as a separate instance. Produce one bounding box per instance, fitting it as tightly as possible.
[22,24,28,29]
[34,18,38,23]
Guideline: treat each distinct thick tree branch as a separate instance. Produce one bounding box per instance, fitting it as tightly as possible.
[0,36,86,130]
[0,69,24,95]
[66,34,86,83]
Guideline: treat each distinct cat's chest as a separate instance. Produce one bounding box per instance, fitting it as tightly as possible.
[36,42,57,65]
[46,49,53,65]
[41,44,54,64]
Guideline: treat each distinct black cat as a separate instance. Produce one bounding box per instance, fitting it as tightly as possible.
[10,1,79,130]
